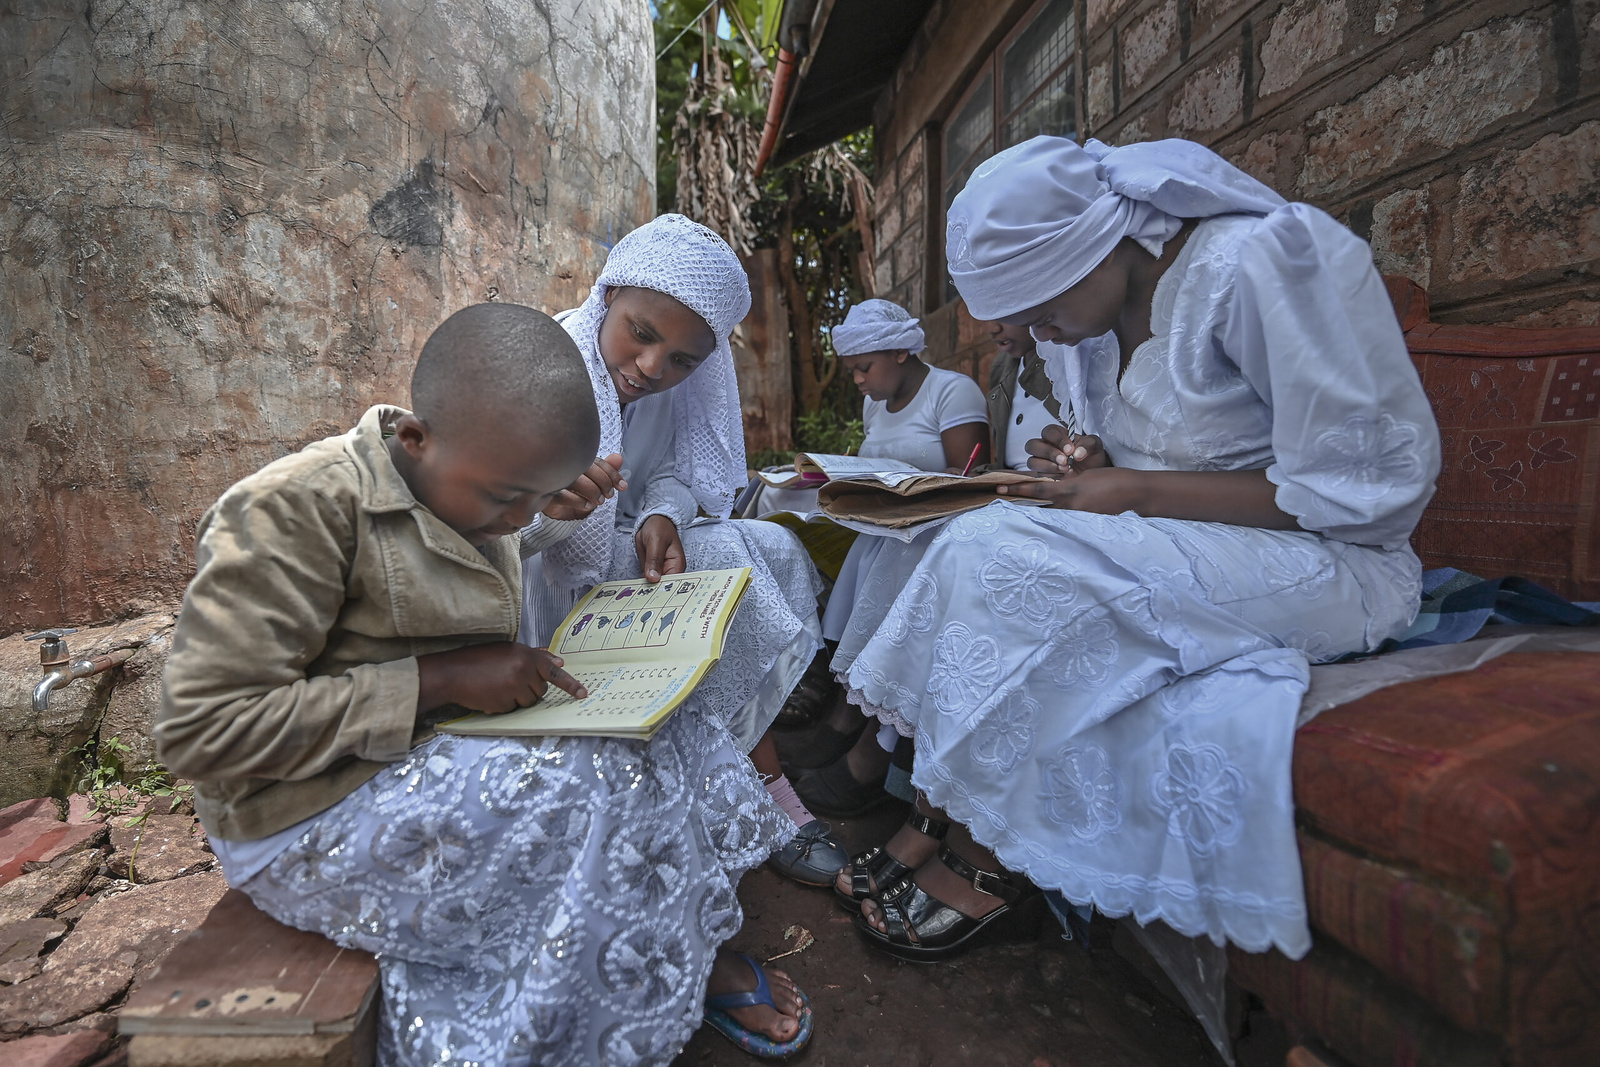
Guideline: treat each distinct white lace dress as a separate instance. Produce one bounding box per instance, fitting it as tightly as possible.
[839,207,1440,957]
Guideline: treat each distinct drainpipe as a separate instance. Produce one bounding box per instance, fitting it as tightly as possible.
[754,0,821,177]
[753,49,798,177]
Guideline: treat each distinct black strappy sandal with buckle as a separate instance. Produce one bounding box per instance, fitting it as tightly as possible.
[853,844,1045,962]
[833,810,950,912]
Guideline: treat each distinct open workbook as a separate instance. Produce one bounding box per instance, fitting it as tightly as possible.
[440,567,751,741]
[756,452,923,489]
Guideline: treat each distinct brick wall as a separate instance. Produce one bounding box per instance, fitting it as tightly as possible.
[868,0,1600,381]
[872,131,931,315]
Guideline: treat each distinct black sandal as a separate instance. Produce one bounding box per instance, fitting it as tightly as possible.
[791,755,894,818]
[832,810,950,912]
[853,844,1045,962]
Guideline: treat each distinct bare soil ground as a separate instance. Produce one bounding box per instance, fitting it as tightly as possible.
[676,801,1279,1067]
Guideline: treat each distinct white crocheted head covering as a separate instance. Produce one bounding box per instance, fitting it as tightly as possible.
[946,136,1285,320]
[542,214,752,593]
[831,298,926,357]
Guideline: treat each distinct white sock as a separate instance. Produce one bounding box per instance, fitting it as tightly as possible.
[877,723,899,752]
[764,774,816,828]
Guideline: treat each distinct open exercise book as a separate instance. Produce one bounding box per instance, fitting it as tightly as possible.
[755,453,923,489]
[440,567,751,741]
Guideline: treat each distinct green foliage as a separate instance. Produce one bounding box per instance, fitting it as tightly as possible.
[74,735,192,819]
[654,0,780,216]
[654,3,876,447]
[795,409,865,456]
[73,735,195,883]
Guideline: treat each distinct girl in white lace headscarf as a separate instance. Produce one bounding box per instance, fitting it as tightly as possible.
[832,136,1440,968]
[520,213,827,788]
[537,213,753,597]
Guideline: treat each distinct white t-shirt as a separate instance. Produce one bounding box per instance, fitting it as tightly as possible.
[859,365,989,471]
[1005,374,1058,471]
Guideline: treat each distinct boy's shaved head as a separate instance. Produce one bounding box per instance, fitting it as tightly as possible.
[411,302,599,451]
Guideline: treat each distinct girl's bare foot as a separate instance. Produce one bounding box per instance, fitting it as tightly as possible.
[704,950,805,1042]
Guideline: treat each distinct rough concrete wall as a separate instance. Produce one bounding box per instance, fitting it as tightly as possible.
[0,614,174,807]
[872,0,1599,375]
[0,0,654,637]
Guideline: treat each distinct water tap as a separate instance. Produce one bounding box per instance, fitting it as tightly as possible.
[26,628,134,712]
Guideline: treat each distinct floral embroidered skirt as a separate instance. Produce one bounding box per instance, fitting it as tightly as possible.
[839,502,1421,957]
[238,709,791,1067]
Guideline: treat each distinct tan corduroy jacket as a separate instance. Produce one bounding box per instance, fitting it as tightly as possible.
[158,405,577,841]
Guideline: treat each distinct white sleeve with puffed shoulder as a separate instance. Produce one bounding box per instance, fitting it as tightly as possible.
[1222,204,1440,550]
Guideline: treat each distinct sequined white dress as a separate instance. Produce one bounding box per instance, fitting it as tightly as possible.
[236,708,789,1066]
[524,215,825,753]
[839,207,1440,957]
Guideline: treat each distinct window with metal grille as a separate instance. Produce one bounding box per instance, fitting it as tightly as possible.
[939,0,1077,304]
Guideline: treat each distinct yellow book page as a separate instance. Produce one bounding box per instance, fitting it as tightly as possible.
[440,568,751,738]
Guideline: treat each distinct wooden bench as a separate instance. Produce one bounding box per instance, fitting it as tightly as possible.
[120,889,378,1067]
[1225,281,1600,1067]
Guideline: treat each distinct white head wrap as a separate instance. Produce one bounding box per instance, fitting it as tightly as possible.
[831,298,926,356]
[946,136,1286,320]
[542,214,752,594]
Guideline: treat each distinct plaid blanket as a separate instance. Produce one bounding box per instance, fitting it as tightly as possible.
[1379,568,1600,652]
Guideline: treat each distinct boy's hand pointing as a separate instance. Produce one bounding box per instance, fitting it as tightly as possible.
[417,643,588,716]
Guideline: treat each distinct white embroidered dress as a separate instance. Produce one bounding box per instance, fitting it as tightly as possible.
[839,205,1440,957]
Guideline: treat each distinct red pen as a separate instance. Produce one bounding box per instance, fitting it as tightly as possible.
[959,442,982,477]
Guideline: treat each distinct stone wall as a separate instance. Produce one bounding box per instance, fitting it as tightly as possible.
[868,0,1600,377]
[0,0,655,637]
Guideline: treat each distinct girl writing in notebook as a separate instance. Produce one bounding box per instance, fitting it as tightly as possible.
[838,136,1439,961]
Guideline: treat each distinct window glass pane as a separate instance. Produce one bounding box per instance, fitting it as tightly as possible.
[1000,0,1075,147]
[1002,66,1075,148]
[943,70,993,204]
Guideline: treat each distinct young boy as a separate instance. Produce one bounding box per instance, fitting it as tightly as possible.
[158,303,809,1065]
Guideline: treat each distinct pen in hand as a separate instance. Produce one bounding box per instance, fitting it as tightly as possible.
[959,442,982,477]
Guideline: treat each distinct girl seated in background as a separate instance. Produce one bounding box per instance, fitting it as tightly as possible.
[984,319,1070,472]
[786,299,990,818]
[839,298,989,474]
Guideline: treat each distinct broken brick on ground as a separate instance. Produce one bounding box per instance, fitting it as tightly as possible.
[0,793,220,1066]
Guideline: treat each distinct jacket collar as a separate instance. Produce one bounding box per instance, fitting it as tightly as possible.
[342,405,515,577]
[347,405,420,515]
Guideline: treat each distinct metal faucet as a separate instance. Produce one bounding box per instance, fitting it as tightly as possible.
[26,628,134,712]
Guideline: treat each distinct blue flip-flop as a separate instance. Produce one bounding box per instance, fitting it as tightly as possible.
[702,952,814,1059]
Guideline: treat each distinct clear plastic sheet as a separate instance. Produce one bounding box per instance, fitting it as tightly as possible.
[1300,625,1600,727]
[1125,920,1235,1066]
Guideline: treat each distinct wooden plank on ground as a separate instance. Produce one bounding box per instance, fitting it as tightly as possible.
[120,889,377,1037]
